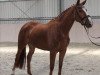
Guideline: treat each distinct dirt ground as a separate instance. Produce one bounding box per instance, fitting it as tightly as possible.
[0,43,100,75]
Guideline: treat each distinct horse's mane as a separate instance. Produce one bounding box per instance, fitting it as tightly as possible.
[49,5,74,22]
[57,7,71,20]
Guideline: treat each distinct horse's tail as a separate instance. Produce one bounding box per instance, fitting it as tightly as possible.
[15,47,26,69]
[14,24,29,69]
[13,29,27,69]
[19,47,26,69]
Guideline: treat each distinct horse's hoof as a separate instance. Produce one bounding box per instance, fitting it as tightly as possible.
[28,71,32,75]
[28,74,32,75]
[28,73,32,75]
[11,71,15,75]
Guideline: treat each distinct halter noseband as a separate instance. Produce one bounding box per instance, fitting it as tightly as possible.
[81,15,90,21]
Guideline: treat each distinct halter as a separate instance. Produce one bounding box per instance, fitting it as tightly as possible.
[75,6,92,26]
[81,15,90,23]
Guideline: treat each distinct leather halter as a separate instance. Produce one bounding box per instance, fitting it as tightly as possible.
[75,6,91,26]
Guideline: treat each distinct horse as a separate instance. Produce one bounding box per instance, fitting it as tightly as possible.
[12,0,92,75]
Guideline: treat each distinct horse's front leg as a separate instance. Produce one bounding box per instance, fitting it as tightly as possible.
[58,49,67,75]
[49,51,57,75]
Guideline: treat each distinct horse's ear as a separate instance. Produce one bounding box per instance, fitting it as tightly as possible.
[76,0,80,5]
[81,0,87,5]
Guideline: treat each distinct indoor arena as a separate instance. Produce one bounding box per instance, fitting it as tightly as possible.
[0,0,100,75]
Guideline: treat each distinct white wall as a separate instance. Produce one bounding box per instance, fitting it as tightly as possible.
[0,19,100,43]
[0,0,100,43]
[0,23,23,42]
[64,0,100,16]
[70,19,100,43]
[0,0,59,18]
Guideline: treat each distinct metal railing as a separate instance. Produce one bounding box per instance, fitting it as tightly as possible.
[0,0,100,24]
[0,0,35,3]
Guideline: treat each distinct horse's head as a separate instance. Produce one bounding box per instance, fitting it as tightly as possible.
[74,0,92,28]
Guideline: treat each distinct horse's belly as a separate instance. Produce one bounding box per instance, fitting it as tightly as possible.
[35,42,50,51]
[30,37,51,51]
[33,40,60,51]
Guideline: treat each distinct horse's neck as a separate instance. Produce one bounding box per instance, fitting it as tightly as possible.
[59,7,75,35]
[48,6,75,35]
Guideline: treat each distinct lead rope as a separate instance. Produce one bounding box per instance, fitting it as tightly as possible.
[88,28,100,39]
[84,26,100,46]
[87,17,100,39]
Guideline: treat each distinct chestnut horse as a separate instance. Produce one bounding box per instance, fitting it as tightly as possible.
[12,0,92,75]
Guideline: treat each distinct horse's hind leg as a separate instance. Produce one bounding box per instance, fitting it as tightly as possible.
[27,45,35,75]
